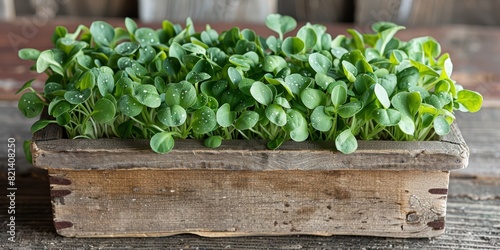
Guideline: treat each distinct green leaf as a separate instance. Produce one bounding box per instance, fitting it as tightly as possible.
[137,46,156,64]
[423,37,441,58]
[354,73,376,95]
[118,95,143,117]
[115,42,140,55]
[157,105,187,126]
[331,84,347,108]
[265,104,287,126]
[378,73,397,96]
[227,67,242,85]
[263,55,287,74]
[52,25,68,44]
[90,21,115,47]
[398,115,415,135]
[434,116,450,136]
[373,108,401,126]
[18,48,40,61]
[97,72,114,96]
[76,71,96,90]
[204,136,223,148]
[391,92,422,118]
[30,119,54,134]
[311,106,333,132]
[266,35,280,54]
[274,96,291,109]
[365,48,380,61]
[115,76,135,96]
[92,98,116,123]
[331,46,349,59]
[392,48,406,61]
[284,109,304,132]
[234,111,259,130]
[265,14,297,39]
[216,103,236,127]
[250,81,273,105]
[182,43,206,55]
[376,24,405,55]
[337,101,363,118]
[56,112,70,126]
[421,113,434,128]
[43,82,64,98]
[315,73,334,90]
[192,59,214,75]
[201,29,219,46]
[426,94,444,110]
[36,50,64,76]
[341,60,357,82]
[297,26,317,50]
[396,66,419,90]
[435,80,451,93]
[163,57,181,76]
[456,90,483,113]
[150,132,175,154]
[282,37,305,57]
[64,89,91,104]
[48,97,71,117]
[135,27,160,46]
[410,60,439,77]
[419,103,438,115]
[169,42,186,63]
[134,85,161,108]
[300,88,327,109]
[125,17,138,35]
[347,29,365,51]
[355,59,373,74]
[191,106,217,134]
[374,83,390,109]
[222,27,241,49]
[284,74,311,95]
[125,60,148,77]
[164,81,197,108]
[309,53,332,75]
[229,55,252,71]
[335,129,358,154]
[186,72,211,84]
[442,57,453,78]
[290,121,309,142]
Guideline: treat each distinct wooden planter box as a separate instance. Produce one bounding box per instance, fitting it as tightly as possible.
[31,123,469,238]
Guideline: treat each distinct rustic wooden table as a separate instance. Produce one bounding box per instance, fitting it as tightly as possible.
[0,18,499,249]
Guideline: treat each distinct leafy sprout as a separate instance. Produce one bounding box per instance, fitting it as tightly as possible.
[17,14,483,155]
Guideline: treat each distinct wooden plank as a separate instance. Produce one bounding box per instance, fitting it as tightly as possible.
[30,123,468,171]
[47,169,449,238]
[1,172,499,248]
[453,108,500,178]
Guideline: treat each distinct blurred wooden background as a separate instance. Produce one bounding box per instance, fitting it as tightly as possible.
[4,0,500,26]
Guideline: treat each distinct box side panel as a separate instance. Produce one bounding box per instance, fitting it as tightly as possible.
[48,169,449,238]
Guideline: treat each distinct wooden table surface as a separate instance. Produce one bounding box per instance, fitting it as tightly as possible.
[0,18,499,249]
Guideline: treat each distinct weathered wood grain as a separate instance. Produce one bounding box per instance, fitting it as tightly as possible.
[47,169,449,238]
[31,123,468,171]
[3,171,499,249]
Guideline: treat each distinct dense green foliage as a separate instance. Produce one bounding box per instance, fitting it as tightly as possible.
[17,14,483,154]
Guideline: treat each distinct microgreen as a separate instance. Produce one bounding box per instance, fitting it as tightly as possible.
[18,15,483,155]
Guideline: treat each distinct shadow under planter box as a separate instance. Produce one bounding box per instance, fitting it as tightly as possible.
[31,122,468,238]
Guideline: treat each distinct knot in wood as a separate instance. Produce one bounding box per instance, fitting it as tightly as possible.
[406,212,420,223]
